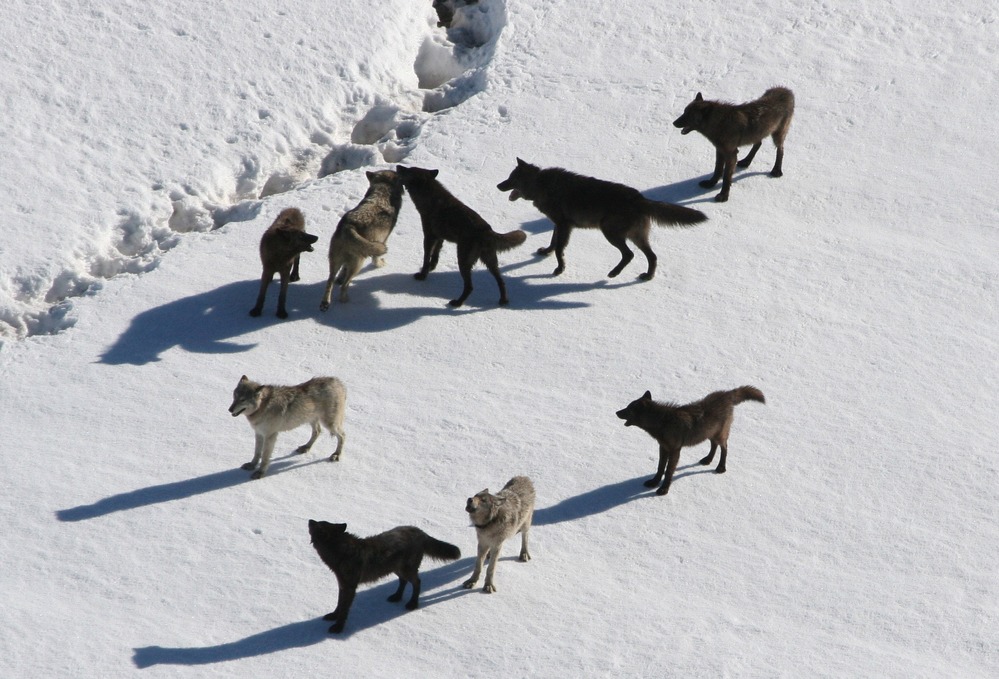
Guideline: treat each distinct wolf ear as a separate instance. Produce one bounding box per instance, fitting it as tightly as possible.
[516,157,526,166]
[332,523,347,533]
[642,390,652,400]
[366,170,376,180]
[429,169,439,178]
[695,92,703,101]
[239,375,248,382]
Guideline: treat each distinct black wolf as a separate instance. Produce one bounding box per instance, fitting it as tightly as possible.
[496,159,707,279]
[672,87,795,202]
[616,386,765,496]
[308,520,461,633]
[249,207,319,318]
[397,165,526,307]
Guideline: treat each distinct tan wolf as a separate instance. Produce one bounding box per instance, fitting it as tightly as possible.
[496,159,707,279]
[463,475,535,593]
[616,386,765,496]
[397,165,527,307]
[249,207,319,318]
[228,375,346,479]
[320,170,404,311]
[672,87,795,202]
[309,520,460,633]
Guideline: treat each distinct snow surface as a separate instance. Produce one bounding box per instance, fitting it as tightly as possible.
[2,0,997,676]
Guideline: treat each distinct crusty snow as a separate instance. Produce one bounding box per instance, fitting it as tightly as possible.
[1,1,997,676]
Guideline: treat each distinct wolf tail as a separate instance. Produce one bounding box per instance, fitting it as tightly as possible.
[423,537,461,562]
[732,385,766,405]
[346,226,388,257]
[492,229,528,252]
[646,200,708,228]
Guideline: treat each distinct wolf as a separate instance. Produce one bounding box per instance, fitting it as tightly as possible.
[320,170,404,311]
[308,520,461,633]
[397,165,527,307]
[672,87,795,202]
[249,207,320,318]
[616,386,765,496]
[228,375,346,479]
[496,159,707,279]
[463,475,535,593]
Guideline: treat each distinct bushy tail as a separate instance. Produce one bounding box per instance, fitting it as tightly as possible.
[646,200,708,228]
[493,229,528,252]
[732,385,766,405]
[424,537,461,562]
[345,226,388,257]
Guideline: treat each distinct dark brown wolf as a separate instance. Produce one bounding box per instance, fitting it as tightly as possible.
[397,165,527,307]
[320,170,404,311]
[496,159,707,279]
[249,207,319,318]
[308,519,461,634]
[672,87,794,202]
[616,386,765,496]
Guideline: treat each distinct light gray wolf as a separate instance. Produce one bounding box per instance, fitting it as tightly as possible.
[228,375,346,479]
[616,386,765,496]
[397,165,527,307]
[308,519,460,633]
[249,207,320,318]
[496,159,707,279]
[320,170,404,311]
[672,87,795,202]
[463,475,535,593]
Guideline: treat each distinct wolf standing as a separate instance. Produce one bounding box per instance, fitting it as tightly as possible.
[673,87,794,202]
[397,165,527,307]
[320,170,404,311]
[616,386,765,496]
[496,159,707,279]
[249,207,319,318]
[463,475,535,593]
[228,375,346,479]
[308,520,460,633]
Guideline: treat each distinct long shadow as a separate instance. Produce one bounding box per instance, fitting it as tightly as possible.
[55,454,324,522]
[98,279,326,366]
[646,170,772,206]
[131,559,473,667]
[532,476,651,526]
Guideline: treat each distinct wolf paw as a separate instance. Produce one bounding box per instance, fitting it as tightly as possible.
[405,601,420,611]
[714,193,729,203]
[241,462,257,471]
[250,470,265,480]
[327,453,340,462]
[294,445,311,455]
[414,271,428,280]
[319,301,330,312]
[769,169,783,178]
[482,584,496,594]
[655,486,670,496]
[462,578,477,589]
[249,307,262,317]
[519,553,531,562]
[535,246,553,257]
[448,298,464,307]
[643,478,660,488]
[328,623,344,634]
[638,272,654,281]
[387,592,402,603]
[699,178,719,189]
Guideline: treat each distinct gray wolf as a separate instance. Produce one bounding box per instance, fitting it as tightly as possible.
[616,386,765,496]
[249,207,320,318]
[308,519,460,633]
[672,87,794,202]
[320,170,404,311]
[496,159,707,279]
[397,165,527,307]
[463,475,535,593]
[228,375,346,479]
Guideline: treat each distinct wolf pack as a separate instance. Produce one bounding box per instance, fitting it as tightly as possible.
[229,84,792,633]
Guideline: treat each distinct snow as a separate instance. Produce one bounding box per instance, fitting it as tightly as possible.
[2,0,997,676]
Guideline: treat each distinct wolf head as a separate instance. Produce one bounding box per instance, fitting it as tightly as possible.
[396,165,439,189]
[264,207,319,254]
[496,157,540,202]
[308,519,348,546]
[615,390,654,427]
[228,375,264,417]
[367,169,402,191]
[466,489,501,526]
[672,93,708,135]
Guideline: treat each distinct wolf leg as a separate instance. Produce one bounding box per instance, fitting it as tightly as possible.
[644,443,669,488]
[251,433,278,479]
[295,422,321,455]
[602,223,635,278]
[519,527,531,562]
[481,249,509,305]
[242,433,265,471]
[737,142,762,168]
[700,150,724,188]
[631,230,658,281]
[656,447,682,496]
[415,235,442,280]
[326,584,357,633]
[338,259,365,302]
[290,254,301,282]
[275,270,291,319]
[482,542,502,593]
[387,576,408,603]
[328,425,345,462]
[716,442,728,474]
[463,542,489,589]
[249,270,274,317]
[449,244,475,307]
[550,223,573,275]
[319,267,338,312]
[698,441,718,466]
[770,142,785,178]
[403,569,422,610]
[715,149,738,202]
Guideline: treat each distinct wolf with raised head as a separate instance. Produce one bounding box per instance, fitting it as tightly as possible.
[673,87,795,202]
[616,386,765,496]
[249,207,319,318]
[308,519,461,633]
[397,165,527,307]
[496,159,707,279]
[463,475,535,593]
[228,375,346,479]
[320,170,404,311]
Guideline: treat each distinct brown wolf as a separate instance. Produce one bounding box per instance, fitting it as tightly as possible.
[616,386,765,496]
[496,159,707,279]
[308,520,461,633]
[397,165,526,307]
[463,475,535,593]
[320,170,404,311]
[249,207,319,318]
[672,87,794,202]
